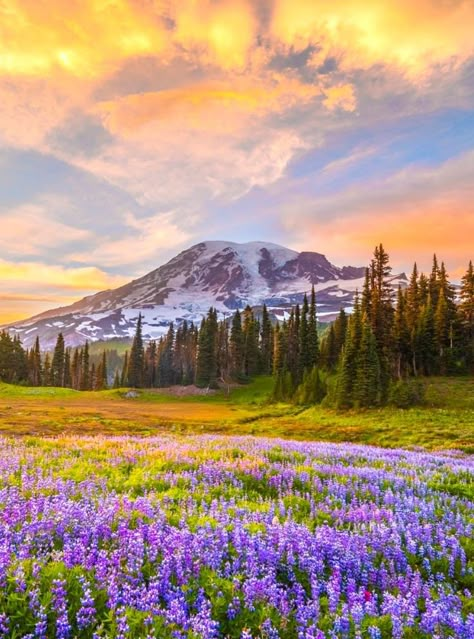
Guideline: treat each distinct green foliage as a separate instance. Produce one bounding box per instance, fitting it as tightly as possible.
[389,379,426,408]
[128,314,145,388]
[294,367,327,405]
[196,308,219,388]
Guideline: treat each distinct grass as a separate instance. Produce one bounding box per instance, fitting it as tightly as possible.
[0,376,472,452]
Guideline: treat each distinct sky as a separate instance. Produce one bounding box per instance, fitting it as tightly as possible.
[0,0,473,323]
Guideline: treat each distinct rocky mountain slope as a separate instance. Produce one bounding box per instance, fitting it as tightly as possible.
[7,241,407,348]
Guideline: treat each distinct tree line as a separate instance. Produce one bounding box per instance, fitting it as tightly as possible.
[0,245,473,408]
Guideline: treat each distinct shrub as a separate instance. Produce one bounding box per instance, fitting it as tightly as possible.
[389,379,426,408]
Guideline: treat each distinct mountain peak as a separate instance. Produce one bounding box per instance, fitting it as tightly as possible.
[6,240,405,348]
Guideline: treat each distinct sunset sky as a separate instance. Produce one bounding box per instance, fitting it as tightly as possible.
[0,0,473,322]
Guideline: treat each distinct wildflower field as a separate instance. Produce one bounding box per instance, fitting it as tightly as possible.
[0,435,472,638]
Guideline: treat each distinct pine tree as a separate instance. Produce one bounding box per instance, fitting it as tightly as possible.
[361,267,372,319]
[417,296,437,376]
[28,336,42,386]
[298,293,311,378]
[321,323,338,371]
[286,308,299,382]
[90,362,96,391]
[333,308,348,356]
[243,306,259,378]
[429,254,440,308]
[51,333,65,387]
[406,263,420,330]
[158,324,174,387]
[337,294,363,408]
[370,244,394,401]
[95,351,108,390]
[80,342,90,390]
[43,353,51,387]
[71,349,81,389]
[308,286,319,368]
[353,321,381,408]
[216,320,229,382]
[260,304,273,375]
[295,366,327,405]
[393,286,411,379]
[113,369,121,388]
[128,314,145,388]
[230,310,244,379]
[144,340,158,387]
[63,349,72,388]
[195,309,218,388]
[459,261,474,371]
[121,351,129,387]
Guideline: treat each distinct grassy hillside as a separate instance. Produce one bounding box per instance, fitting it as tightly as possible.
[0,376,473,452]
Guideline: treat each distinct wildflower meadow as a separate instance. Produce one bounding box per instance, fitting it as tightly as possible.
[0,435,472,638]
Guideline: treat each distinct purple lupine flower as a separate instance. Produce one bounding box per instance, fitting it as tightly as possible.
[115,606,130,639]
[0,614,8,638]
[76,578,96,630]
[51,579,71,639]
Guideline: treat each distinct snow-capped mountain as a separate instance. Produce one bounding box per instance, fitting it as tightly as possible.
[7,241,407,349]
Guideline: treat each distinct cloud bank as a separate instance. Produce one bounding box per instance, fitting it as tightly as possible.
[0,0,473,320]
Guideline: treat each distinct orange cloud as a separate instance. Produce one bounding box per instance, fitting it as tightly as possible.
[323,84,356,112]
[283,150,474,275]
[172,0,257,70]
[97,74,322,135]
[0,293,81,325]
[305,210,474,275]
[0,259,128,291]
[0,258,131,324]
[0,0,168,78]
[271,0,474,75]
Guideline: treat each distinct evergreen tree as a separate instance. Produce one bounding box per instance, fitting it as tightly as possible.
[361,267,372,319]
[370,244,394,401]
[113,369,121,388]
[353,321,381,408]
[158,324,174,387]
[51,333,65,387]
[216,320,229,382]
[337,295,363,408]
[459,261,474,371]
[80,342,90,391]
[28,336,42,386]
[393,286,411,379]
[294,366,327,405]
[121,351,129,387]
[429,254,440,308]
[144,340,158,388]
[195,309,218,388]
[230,310,244,379]
[308,286,319,368]
[63,349,72,388]
[333,308,348,356]
[416,296,437,376]
[71,349,81,390]
[0,332,27,383]
[43,353,51,387]
[260,304,273,375]
[128,314,145,388]
[95,351,108,390]
[90,362,96,391]
[298,294,311,377]
[242,306,259,378]
[321,323,338,371]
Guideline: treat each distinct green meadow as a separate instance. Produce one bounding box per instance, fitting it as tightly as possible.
[0,376,473,452]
